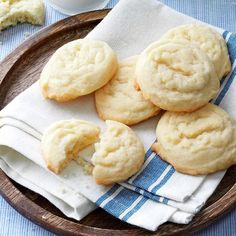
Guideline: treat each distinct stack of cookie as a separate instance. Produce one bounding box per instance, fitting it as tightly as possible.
[134,24,236,175]
[39,23,236,185]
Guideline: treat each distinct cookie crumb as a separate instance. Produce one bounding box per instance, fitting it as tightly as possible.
[75,158,93,175]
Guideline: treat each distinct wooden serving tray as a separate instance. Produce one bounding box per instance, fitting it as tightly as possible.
[0,9,235,236]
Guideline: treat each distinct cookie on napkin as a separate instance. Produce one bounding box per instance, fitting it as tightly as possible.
[153,104,236,175]
[92,120,145,185]
[40,39,118,102]
[160,23,231,79]
[95,56,161,125]
[136,40,220,112]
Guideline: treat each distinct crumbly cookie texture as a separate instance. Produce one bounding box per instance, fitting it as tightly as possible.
[136,40,220,112]
[75,158,93,175]
[40,39,118,102]
[0,0,45,31]
[76,144,95,175]
[153,104,236,175]
[161,23,231,79]
[41,119,100,174]
[95,56,161,125]
[92,120,145,185]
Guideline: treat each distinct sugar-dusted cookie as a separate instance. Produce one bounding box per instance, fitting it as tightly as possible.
[40,39,118,102]
[92,120,145,185]
[153,104,236,175]
[41,119,100,174]
[0,0,44,31]
[161,23,231,79]
[95,56,161,125]
[136,40,220,112]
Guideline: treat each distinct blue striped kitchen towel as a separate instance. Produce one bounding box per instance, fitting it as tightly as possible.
[0,0,236,231]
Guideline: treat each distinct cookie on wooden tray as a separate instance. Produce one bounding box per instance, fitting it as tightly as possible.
[152,104,236,175]
[92,120,145,185]
[160,23,231,79]
[41,119,100,174]
[0,0,45,31]
[40,39,118,102]
[95,56,161,125]
[136,40,220,112]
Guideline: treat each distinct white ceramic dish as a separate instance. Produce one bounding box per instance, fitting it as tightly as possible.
[47,0,110,15]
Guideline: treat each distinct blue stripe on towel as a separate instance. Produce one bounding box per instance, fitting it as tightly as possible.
[133,185,171,206]
[130,185,172,205]
[163,198,169,205]
[145,147,153,160]
[227,33,236,61]
[223,30,229,39]
[213,31,236,104]
[214,67,236,105]
[132,154,169,189]
[96,185,120,205]
[136,186,161,202]
[96,186,149,219]
[121,197,148,221]
[151,167,175,194]
[210,32,235,105]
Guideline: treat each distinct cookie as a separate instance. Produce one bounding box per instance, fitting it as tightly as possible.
[0,0,44,31]
[41,119,100,174]
[95,56,161,125]
[161,23,231,79]
[40,39,118,102]
[153,104,236,175]
[92,120,145,185]
[136,40,220,112]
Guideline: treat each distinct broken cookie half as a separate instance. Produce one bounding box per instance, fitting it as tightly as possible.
[0,0,45,31]
[92,120,145,185]
[41,119,100,174]
[41,119,145,185]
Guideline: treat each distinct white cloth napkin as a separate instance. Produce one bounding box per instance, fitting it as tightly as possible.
[1,0,236,231]
[0,147,97,220]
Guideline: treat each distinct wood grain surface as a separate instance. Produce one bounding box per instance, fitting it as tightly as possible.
[0,9,236,236]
